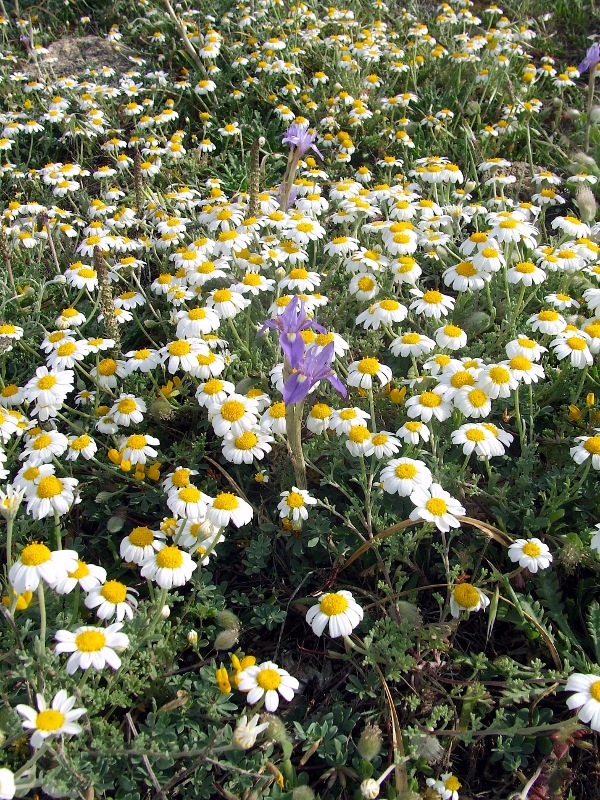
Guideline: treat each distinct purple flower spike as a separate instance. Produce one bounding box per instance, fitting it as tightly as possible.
[282,123,324,160]
[283,342,347,406]
[579,42,600,74]
[258,296,325,367]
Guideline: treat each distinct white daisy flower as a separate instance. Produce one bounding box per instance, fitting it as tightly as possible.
[396,420,431,445]
[65,433,97,461]
[527,309,567,335]
[0,768,14,800]
[25,472,79,519]
[53,558,107,595]
[16,690,86,749]
[565,672,600,731]
[329,406,370,435]
[426,773,462,800]
[389,331,435,358]
[196,378,235,410]
[453,386,492,419]
[20,430,69,464]
[508,538,553,572]
[477,364,518,399]
[120,433,160,465]
[207,492,253,528]
[449,583,490,618]
[205,287,250,319]
[9,543,78,594]
[306,590,364,637]
[345,425,373,457]
[237,660,299,712]
[85,579,138,621]
[347,357,393,389]
[167,485,211,521]
[233,714,270,750]
[175,306,221,338]
[174,519,223,561]
[210,394,260,437]
[451,423,495,458]
[110,395,147,427]
[356,298,408,330]
[409,483,466,532]
[405,388,452,423]
[46,339,90,370]
[409,288,455,319]
[140,543,197,589]
[277,487,317,521]
[259,401,287,435]
[120,526,165,565]
[551,333,593,368]
[222,428,273,464]
[364,431,401,459]
[161,338,209,374]
[380,457,432,497]
[434,324,467,350]
[54,623,129,674]
[570,431,600,469]
[507,355,545,385]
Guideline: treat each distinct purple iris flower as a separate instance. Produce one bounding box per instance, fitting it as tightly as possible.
[579,42,600,74]
[258,296,325,367]
[283,342,347,406]
[281,123,323,160]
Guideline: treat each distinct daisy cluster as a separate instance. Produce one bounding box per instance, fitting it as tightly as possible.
[1,0,600,796]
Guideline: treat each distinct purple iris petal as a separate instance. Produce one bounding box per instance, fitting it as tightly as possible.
[281,123,324,160]
[579,42,600,74]
[283,342,347,405]
[258,296,325,367]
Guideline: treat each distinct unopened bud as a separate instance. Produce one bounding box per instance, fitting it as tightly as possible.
[214,628,240,650]
[357,723,383,761]
[187,630,198,645]
[591,105,600,125]
[360,779,380,799]
[160,605,170,619]
[465,100,480,116]
[576,186,597,222]
[292,788,315,800]
[565,108,582,121]
[215,609,240,629]
[262,713,288,744]
[571,150,599,169]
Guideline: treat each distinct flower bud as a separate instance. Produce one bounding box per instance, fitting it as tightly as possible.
[160,605,170,619]
[214,628,240,650]
[591,105,600,125]
[262,713,288,744]
[215,609,240,629]
[571,150,599,169]
[576,186,597,222]
[360,779,380,799]
[565,108,582,121]
[187,630,198,645]
[357,723,383,762]
[292,788,315,800]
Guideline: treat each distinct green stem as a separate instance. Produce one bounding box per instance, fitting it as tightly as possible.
[513,387,525,451]
[5,516,13,573]
[53,510,62,550]
[37,583,46,658]
[585,65,597,155]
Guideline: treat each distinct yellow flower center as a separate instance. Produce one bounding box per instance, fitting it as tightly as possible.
[348,425,371,443]
[37,375,57,390]
[33,434,52,450]
[453,583,480,609]
[256,668,281,691]
[0,324,16,335]
[133,349,151,360]
[118,398,137,414]
[451,371,474,389]
[584,437,600,455]
[468,389,488,408]
[371,433,388,446]
[445,776,461,792]
[289,268,309,280]
[379,299,400,311]
[566,336,587,351]
[57,342,76,356]
[515,261,535,273]
[213,289,233,303]
[456,261,476,276]
[270,401,286,419]
[98,358,117,376]
[179,486,202,503]
[156,545,184,569]
[37,476,63,498]
[538,310,559,321]
[169,340,191,356]
[171,469,191,488]
[286,491,306,508]
[422,290,442,304]
[395,463,417,479]
[590,680,600,701]
[426,498,447,516]
[420,391,442,407]
[220,400,245,422]
[21,542,51,566]
[358,276,375,291]
[243,273,261,286]
[311,403,331,420]
[499,219,518,229]
[466,428,485,442]
[444,325,463,338]
[357,357,380,375]
[235,431,258,449]
[489,366,510,384]
[129,527,154,546]
[510,356,532,371]
[339,409,357,420]
[36,709,65,731]
[23,466,40,481]
[481,248,498,258]
[126,435,147,450]
[320,593,349,616]
[197,353,216,366]
[213,492,238,510]
[101,580,127,604]
[69,560,90,579]
[75,630,106,652]
[402,333,421,344]
[522,542,541,557]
